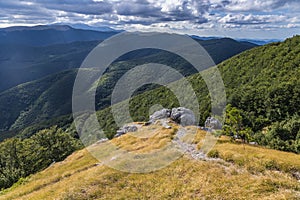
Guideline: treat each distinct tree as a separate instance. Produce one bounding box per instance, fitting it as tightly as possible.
[31,126,82,164]
[223,105,252,143]
[224,105,242,136]
[0,126,82,190]
[0,138,23,188]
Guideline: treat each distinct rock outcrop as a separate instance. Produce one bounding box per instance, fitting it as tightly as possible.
[170,107,196,126]
[148,107,196,127]
[149,108,171,123]
[115,107,196,137]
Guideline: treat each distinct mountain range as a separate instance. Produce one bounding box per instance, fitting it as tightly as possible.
[0,25,258,137]
[0,27,298,147]
[0,25,257,93]
[190,35,281,45]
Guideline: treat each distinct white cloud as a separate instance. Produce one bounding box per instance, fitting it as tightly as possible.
[219,14,287,25]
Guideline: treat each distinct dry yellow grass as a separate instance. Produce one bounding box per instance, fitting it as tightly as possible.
[1,125,300,200]
[213,140,300,173]
[110,124,177,153]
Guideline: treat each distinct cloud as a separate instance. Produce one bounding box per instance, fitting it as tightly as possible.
[115,0,159,16]
[217,0,300,12]
[219,14,286,25]
[0,0,299,39]
[33,0,113,15]
[2,0,298,25]
[112,0,211,25]
[0,1,56,24]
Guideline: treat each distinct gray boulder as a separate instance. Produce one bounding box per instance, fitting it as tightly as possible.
[204,117,222,129]
[124,125,138,132]
[149,108,171,123]
[114,125,138,138]
[170,107,196,126]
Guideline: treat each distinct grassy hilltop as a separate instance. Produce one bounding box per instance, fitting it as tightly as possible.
[1,124,299,199]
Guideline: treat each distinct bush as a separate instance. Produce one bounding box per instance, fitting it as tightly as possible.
[207,149,219,158]
[255,115,300,153]
[264,160,280,171]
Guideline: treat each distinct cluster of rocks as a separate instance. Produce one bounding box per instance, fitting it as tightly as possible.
[113,107,222,138]
[103,107,229,164]
[113,107,196,138]
[148,107,196,126]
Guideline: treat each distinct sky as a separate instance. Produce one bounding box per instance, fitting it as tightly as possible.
[0,0,300,39]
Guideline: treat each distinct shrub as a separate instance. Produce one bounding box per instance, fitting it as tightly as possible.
[207,149,219,158]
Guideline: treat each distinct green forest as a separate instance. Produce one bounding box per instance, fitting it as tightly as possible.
[96,35,300,152]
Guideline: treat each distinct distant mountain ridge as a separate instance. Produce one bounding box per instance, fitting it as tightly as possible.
[51,23,122,32]
[0,24,280,47]
[1,25,73,32]
[0,25,118,46]
[191,35,281,45]
[0,27,257,92]
[236,38,282,45]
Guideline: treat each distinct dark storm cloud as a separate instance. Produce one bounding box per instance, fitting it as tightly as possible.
[115,0,160,16]
[0,1,56,24]
[0,0,210,25]
[112,0,211,25]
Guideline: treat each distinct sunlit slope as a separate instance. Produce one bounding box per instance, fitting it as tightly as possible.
[1,124,299,200]
[96,35,300,140]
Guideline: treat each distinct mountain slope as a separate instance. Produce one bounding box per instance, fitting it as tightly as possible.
[1,124,299,199]
[0,69,101,134]
[0,70,75,133]
[94,35,300,144]
[0,37,256,137]
[52,23,121,32]
[1,36,298,145]
[0,41,98,92]
[0,37,299,198]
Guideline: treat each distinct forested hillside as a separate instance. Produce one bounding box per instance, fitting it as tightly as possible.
[95,35,300,152]
[0,35,256,137]
[9,35,299,153]
[0,41,98,92]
